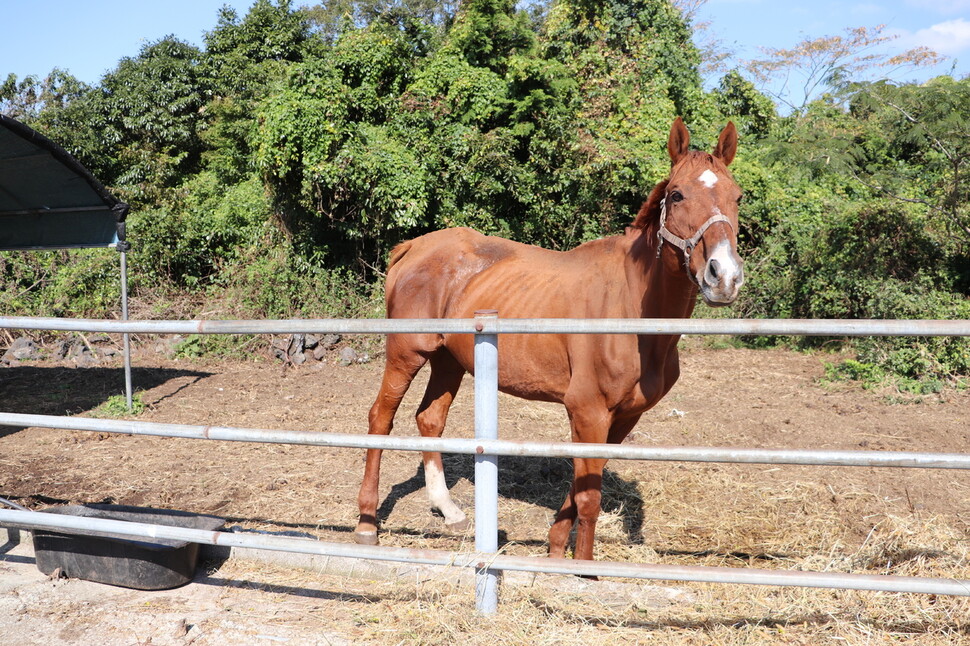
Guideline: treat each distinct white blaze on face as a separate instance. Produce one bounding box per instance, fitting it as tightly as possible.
[698,169,719,188]
[699,238,744,303]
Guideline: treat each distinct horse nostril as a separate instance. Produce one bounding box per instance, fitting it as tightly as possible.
[707,258,720,281]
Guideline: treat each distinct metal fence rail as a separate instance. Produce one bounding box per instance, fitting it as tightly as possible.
[2,315,970,614]
[3,508,969,597]
[3,411,970,469]
[2,315,969,337]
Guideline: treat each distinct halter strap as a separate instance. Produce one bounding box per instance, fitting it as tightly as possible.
[657,198,735,264]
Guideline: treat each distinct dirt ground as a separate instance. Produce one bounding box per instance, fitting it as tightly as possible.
[2,335,970,644]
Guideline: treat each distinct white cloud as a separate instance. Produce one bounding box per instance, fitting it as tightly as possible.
[908,18,970,56]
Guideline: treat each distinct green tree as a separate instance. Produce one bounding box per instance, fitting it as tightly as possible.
[711,70,775,137]
[304,0,459,41]
[32,37,208,204]
[534,0,703,240]
[253,19,425,261]
[200,0,316,183]
[544,0,703,120]
[204,0,313,98]
[847,77,970,255]
[1,70,89,121]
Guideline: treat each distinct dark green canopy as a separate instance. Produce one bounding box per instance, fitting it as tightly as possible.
[0,115,128,251]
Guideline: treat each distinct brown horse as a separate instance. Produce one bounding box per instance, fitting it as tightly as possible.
[355,118,744,561]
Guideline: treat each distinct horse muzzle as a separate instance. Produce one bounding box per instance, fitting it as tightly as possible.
[697,243,744,307]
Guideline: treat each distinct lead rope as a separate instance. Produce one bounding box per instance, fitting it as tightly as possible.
[656,198,668,259]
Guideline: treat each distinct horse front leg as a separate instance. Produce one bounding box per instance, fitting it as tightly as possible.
[549,401,613,561]
[547,456,609,561]
[548,408,642,560]
[570,457,608,561]
[570,415,643,560]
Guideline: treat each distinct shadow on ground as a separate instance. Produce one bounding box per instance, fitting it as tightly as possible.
[0,365,212,420]
[376,454,645,546]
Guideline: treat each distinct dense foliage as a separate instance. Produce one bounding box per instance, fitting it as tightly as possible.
[1,0,968,386]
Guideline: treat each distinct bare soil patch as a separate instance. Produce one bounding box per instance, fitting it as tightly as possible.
[2,337,970,644]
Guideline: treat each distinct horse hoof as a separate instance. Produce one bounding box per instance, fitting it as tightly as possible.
[445,518,470,533]
[354,531,379,546]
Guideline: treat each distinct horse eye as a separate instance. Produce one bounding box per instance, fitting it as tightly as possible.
[669,191,684,203]
[736,194,744,204]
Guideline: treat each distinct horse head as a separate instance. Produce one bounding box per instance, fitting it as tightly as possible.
[648,118,744,307]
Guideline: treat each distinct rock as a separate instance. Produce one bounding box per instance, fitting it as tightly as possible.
[272,334,325,364]
[1,337,42,364]
[312,345,329,361]
[173,618,190,639]
[321,334,342,349]
[73,346,99,368]
[288,334,305,357]
[52,340,71,360]
[339,346,358,366]
[271,337,290,362]
[12,340,41,360]
[68,342,87,359]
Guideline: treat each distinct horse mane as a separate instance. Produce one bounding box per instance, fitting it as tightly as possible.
[631,179,668,230]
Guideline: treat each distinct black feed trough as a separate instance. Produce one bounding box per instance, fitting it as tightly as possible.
[29,504,223,590]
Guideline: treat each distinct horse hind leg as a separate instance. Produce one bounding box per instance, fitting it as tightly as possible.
[354,337,429,545]
[416,352,468,532]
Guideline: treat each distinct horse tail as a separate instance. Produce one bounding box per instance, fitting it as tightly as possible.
[387,240,413,272]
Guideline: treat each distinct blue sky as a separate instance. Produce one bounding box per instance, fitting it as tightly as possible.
[1,1,967,88]
[693,0,969,79]
[1,1,254,84]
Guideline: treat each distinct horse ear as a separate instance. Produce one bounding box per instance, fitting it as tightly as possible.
[713,121,738,166]
[667,117,690,166]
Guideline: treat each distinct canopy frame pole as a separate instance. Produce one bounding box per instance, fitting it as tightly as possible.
[120,248,132,411]
[114,214,133,412]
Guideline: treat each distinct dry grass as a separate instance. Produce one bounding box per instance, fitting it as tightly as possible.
[193,470,970,646]
[5,348,970,643]
[201,511,970,646]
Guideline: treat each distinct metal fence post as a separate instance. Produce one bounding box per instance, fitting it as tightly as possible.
[474,310,500,614]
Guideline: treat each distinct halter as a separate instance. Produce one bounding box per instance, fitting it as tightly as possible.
[657,197,735,268]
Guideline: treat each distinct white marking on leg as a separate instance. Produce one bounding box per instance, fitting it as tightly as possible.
[424,459,466,527]
[698,169,718,188]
